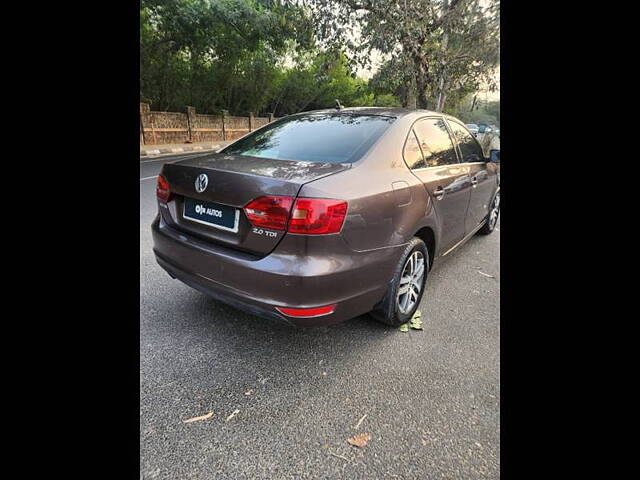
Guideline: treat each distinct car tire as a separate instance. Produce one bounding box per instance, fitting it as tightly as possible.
[370,237,429,327]
[478,190,500,235]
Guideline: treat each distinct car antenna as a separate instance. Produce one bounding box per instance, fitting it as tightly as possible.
[335,99,343,110]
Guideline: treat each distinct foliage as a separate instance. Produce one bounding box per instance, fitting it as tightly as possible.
[430,0,499,110]
[265,52,400,115]
[446,96,500,127]
[140,0,498,116]
[306,0,499,110]
[140,0,315,113]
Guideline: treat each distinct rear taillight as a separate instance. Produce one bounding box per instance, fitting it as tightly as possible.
[156,174,172,203]
[287,198,348,234]
[276,304,336,318]
[243,196,348,234]
[244,196,294,230]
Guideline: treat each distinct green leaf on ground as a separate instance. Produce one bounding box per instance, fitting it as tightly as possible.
[399,323,409,332]
[410,310,423,330]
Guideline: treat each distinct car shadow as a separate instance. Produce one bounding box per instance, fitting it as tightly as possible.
[143,225,498,406]
[141,291,398,416]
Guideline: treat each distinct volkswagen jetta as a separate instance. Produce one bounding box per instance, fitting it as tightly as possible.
[151,107,500,327]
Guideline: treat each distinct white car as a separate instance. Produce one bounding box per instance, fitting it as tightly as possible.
[465,123,479,137]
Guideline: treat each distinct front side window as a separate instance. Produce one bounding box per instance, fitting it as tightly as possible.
[221,113,396,164]
[413,118,459,167]
[447,121,484,163]
[403,129,426,169]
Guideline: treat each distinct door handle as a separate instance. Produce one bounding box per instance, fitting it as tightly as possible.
[434,187,445,200]
[471,176,478,187]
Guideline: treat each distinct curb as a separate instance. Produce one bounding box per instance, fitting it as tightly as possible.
[140,144,220,157]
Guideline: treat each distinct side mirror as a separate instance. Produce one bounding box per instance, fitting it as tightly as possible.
[489,149,500,163]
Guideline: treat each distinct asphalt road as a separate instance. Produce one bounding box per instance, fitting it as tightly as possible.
[140,152,500,479]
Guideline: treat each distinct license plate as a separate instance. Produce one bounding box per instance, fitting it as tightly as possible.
[183,198,239,233]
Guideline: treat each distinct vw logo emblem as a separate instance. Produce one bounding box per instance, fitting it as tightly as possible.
[195,173,208,193]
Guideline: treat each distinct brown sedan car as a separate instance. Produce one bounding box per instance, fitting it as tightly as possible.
[151,107,500,327]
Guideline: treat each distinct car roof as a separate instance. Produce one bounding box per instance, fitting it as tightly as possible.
[290,107,448,119]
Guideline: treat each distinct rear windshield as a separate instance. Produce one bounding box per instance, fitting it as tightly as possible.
[221,113,396,163]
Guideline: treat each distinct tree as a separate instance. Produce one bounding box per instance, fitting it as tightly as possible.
[431,0,499,111]
[369,55,416,107]
[448,95,499,127]
[140,0,498,116]
[265,52,385,115]
[140,0,314,113]
[306,0,499,110]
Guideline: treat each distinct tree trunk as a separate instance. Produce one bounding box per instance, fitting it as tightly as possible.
[189,50,198,107]
[411,53,430,109]
[438,91,447,112]
[415,66,429,109]
[436,75,449,112]
[435,71,447,112]
[435,0,450,112]
[404,77,417,109]
[416,82,429,109]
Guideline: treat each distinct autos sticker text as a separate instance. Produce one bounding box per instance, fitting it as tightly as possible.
[195,204,223,218]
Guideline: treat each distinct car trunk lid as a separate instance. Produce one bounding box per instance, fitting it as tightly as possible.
[159,153,350,256]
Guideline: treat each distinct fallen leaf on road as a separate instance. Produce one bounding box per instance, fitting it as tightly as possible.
[477,271,495,278]
[183,412,213,423]
[226,409,240,422]
[399,323,409,332]
[347,433,371,448]
[409,310,423,330]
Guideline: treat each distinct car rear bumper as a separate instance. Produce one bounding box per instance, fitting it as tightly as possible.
[151,215,404,326]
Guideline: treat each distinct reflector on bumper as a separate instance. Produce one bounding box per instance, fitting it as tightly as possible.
[275,304,336,318]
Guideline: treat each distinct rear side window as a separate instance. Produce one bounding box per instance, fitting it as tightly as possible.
[413,118,458,167]
[221,113,395,164]
[403,129,426,169]
[447,121,484,163]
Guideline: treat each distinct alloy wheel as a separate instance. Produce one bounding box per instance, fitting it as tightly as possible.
[397,251,425,314]
[489,192,500,230]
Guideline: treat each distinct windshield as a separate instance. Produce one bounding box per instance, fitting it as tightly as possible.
[221,113,396,164]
